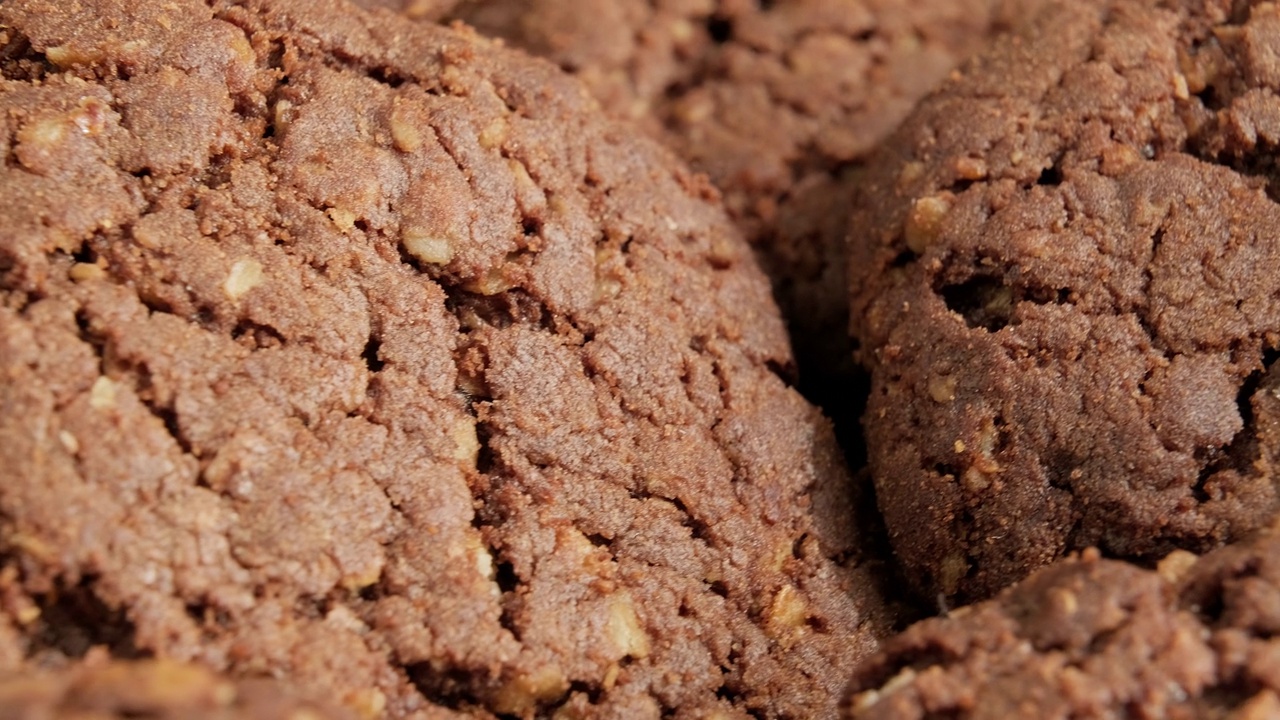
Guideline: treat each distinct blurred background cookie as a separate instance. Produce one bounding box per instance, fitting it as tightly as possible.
[427,0,1038,420]
[0,652,351,720]
[846,528,1280,718]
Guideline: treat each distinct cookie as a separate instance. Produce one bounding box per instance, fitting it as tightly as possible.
[349,0,458,21]
[849,0,1280,601]
[450,0,1033,402]
[0,653,350,719]
[845,531,1280,719]
[0,0,889,717]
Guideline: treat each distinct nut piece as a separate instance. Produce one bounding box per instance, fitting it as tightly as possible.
[15,603,40,625]
[465,265,516,296]
[339,566,382,592]
[273,99,295,136]
[402,229,455,265]
[451,417,480,464]
[1049,587,1079,616]
[89,376,118,410]
[673,93,714,125]
[953,156,988,180]
[897,160,926,188]
[1172,72,1190,100]
[851,688,882,711]
[928,374,957,403]
[58,430,80,454]
[389,100,424,153]
[44,44,102,67]
[1156,549,1199,584]
[962,467,991,492]
[478,117,509,150]
[346,687,387,720]
[469,537,495,582]
[72,97,111,136]
[69,263,106,282]
[15,117,69,170]
[493,665,569,716]
[594,247,624,302]
[904,194,953,253]
[880,666,918,696]
[1101,143,1142,175]
[765,584,809,647]
[224,258,264,300]
[327,208,358,233]
[606,592,650,659]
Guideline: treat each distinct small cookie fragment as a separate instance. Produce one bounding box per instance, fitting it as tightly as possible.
[846,532,1280,719]
[850,0,1280,601]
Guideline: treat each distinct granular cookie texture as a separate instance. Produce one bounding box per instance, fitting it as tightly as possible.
[0,0,888,718]
[0,653,351,720]
[349,0,458,21]
[846,531,1280,719]
[850,0,1280,602]
[451,0,1034,394]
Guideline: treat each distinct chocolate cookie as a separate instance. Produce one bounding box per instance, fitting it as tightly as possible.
[850,0,1280,601]
[350,0,458,21]
[0,654,350,719]
[0,0,889,717]
[846,530,1280,719]
[450,0,1033,402]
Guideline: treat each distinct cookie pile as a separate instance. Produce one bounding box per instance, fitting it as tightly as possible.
[4,0,1280,718]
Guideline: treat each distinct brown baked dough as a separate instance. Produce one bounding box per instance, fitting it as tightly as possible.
[0,653,351,720]
[846,530,1280,719]
[0,0,889,717]
[850,0,1280,602]
[349,0,458,21]
[448,0,1036,402]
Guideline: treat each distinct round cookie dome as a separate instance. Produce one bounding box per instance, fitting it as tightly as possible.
[851,0,1280,602]
[446,0,1038,402]
[0,0,889,717]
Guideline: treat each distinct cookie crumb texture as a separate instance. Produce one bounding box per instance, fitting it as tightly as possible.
[350,0,458,22]
[451,0,1032,389]
[850,0,1280,601]
[0,0,885,717]
[846,533,1280,719]
[0,654,351,719]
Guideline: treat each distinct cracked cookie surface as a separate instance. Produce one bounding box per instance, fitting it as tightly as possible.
[446,0,1035,399]
[846,530,1280,719]
[850,0,1280,602]
[0,0,890,717]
